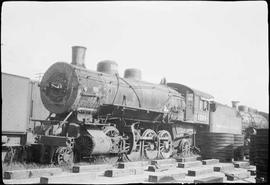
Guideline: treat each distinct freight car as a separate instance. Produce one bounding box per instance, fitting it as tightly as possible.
[1,73,49,162]
[2,73,30,162]
[230,101,268,137]
[231,102,269,158]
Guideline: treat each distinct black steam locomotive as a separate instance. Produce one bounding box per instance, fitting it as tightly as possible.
[31,46,246,165]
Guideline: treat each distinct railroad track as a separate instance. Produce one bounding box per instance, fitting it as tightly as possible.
[3,156,256,184]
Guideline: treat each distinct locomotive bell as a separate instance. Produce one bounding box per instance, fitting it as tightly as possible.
[97,60,118,75]
[71,46,87,68]
[124,68,142,81]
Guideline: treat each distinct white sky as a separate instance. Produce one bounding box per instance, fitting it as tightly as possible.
[1,1,268,112]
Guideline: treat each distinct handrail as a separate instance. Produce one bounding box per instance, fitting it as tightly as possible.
[111,73,120,104]
[120,77,142,108]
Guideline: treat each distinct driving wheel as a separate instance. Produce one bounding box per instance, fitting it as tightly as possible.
[142,129,158,160]
[53,146,74,165]
[125,129,141,161]
[158,130,173,159]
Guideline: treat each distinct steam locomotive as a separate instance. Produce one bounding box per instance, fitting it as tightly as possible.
[29,46,267,165]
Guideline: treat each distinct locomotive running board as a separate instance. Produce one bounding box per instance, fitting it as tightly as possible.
[37,135,73,147]
[98,104,164,123]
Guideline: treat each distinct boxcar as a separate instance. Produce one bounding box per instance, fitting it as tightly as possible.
[2,72,49,161]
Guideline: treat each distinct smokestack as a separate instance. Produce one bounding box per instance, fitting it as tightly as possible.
[231,101,240,110]
[71,46,87,68]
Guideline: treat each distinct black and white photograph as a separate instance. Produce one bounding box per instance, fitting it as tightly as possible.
[1,1,268,184]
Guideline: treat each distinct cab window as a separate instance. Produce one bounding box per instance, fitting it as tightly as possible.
[203,101,208,111]
[199,98,208,111]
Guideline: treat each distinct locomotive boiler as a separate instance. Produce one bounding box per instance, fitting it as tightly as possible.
[33,46,214,164]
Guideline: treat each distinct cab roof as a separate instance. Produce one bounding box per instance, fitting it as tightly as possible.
[167,82,214,100]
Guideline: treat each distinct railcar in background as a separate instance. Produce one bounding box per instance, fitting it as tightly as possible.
[2,73,30,162]
[231,102,269,158]
[1,73,49,162]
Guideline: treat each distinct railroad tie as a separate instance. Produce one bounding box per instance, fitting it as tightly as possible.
[40,172,97,184]
[194,176,224,183]
[148,163,176,172]
[4,168,62,180]
[222,170,252,182]
[178,161,202,168]
[188,167,213,177]
[72,164,112,173]
[175,156,198,163]
[117,161,149,169]
[104,168,144,177]
[233,161,250,168]
[148,171,185,182]
[202,159,220,165]
[150,158,176,165]
[213,163,234,172]
[247,166,256,176]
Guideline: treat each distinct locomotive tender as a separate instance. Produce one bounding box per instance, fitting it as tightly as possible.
[33,46,216,164]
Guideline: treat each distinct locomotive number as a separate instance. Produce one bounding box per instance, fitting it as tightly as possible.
[197,114,207,121]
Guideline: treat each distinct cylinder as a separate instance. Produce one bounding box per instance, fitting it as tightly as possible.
[97,60,118,75]
[89,130,113,155]
[75,130,112,157]
[233,134,244,161]
[71,46,87,68]
[198,132,234,162]
[124,68,142,81]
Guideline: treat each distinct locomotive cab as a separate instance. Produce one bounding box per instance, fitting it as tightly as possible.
[167,83,214,125]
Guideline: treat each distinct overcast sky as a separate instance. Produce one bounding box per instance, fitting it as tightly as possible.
[1,1,268,112]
